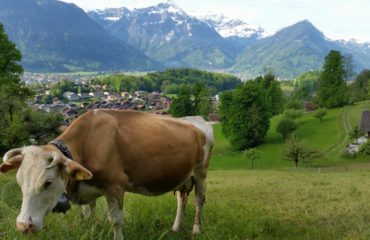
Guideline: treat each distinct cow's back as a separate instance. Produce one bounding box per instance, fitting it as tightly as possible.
[77,110,205,195]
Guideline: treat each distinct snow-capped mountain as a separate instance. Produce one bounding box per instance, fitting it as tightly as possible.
[92,7,130,22]
[196,14,264,39]
[88,0,237,69]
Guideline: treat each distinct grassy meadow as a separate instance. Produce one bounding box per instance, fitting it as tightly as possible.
[1,101,370,239]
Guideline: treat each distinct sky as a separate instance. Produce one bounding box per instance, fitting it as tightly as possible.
[61,0,370,42]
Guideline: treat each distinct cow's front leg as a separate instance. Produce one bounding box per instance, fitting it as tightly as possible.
[105,187,124,240]
[81,200,96,219]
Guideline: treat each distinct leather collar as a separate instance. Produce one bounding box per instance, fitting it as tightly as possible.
[49,140,73,160]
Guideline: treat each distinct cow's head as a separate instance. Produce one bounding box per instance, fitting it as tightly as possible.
[0,146,92,234]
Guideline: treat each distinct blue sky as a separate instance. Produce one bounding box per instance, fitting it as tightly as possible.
[61,0,370,42]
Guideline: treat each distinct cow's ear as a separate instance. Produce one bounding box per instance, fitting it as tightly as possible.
[65,161,93,181]
[1,148,24,173]
[0,155,24,173]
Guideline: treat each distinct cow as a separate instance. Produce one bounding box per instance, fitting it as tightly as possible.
[0,110,214,240]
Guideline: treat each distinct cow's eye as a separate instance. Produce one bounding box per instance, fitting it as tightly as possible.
[44,180,53,189]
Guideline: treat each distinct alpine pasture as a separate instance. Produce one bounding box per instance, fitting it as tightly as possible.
[1,102,370,239]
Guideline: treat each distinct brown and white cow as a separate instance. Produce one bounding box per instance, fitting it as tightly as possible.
[0,110,214,240]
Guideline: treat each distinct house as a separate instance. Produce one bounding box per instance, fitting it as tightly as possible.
[304,102,318,112]
[134,90,148,97]
[208,113,221,122]
[359,110,370,137]
[107,94,120,102]
[63,91,80,101]
[78,93,90,100]
[121,92,130,99]
[45,104,66,113]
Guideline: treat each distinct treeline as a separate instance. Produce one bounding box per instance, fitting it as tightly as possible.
[0,24,62,153]
[92,68,241,94]
[288,51,370,107]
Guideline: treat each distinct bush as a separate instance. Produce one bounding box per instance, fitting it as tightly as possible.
[313,108,328,122]
[283,109,303,120]
[276,118,298,139]
[359,140,370,155]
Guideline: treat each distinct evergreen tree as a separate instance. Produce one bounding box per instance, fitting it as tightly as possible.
[256,74,284,117]
[317,50,349,108]
[219,81,270,150]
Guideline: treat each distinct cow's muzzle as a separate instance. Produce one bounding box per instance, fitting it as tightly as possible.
[17,217,36,234]
[52,193,71,214]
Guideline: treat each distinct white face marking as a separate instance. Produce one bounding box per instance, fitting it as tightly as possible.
[15,146,66,231]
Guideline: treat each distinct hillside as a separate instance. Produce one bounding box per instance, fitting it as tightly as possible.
[211,100,370,170]
[0,0,159,72]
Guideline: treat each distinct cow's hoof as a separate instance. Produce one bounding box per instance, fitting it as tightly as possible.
[171,226,180,233]
[192,224,201,235]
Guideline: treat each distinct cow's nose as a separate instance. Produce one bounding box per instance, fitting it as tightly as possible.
[16,217,36,234]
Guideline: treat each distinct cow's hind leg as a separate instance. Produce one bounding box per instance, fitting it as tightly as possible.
[105,187,124,240]
[192,173,206,235]
[171,191,188,232]
[82,200,96,219]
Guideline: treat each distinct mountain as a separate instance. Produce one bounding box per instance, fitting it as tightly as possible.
[335,39,370,72]
[88,0,236,69]
[232,20,348,78]
[196,14,264,51]
[0,0,159,72]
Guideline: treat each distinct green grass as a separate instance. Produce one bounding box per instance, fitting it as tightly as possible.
[2,102,370,239]
[211,101,370,170]
[3,170,370,239]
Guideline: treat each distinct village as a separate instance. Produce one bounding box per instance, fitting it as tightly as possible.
[32,88,171,123]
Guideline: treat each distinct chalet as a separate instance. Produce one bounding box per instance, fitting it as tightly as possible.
[63,91,79,101]
[359,110,370,137]
[304,102,318,112]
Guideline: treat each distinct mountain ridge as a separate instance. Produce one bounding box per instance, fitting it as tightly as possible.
[0,0,160,72]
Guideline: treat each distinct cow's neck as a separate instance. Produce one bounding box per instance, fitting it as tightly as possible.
[55,123,85,164]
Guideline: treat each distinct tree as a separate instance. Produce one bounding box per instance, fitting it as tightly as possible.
[283,135,317,168]
[169,83,213,118]
[219,80,270,150]
[256,74,284,117]
[350,69,370,101]
[0,23,32,152]
[276,118,297,139]
[313,108,328,122]
[317,50,349,108]
[244,148,259,169]
[291,70,320,101]
[343,53,355,82]
[169,85,195,117]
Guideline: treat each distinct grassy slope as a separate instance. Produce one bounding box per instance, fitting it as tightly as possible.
[211,101,370,170]
[1,102,370,239]
[3,170,370,239]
